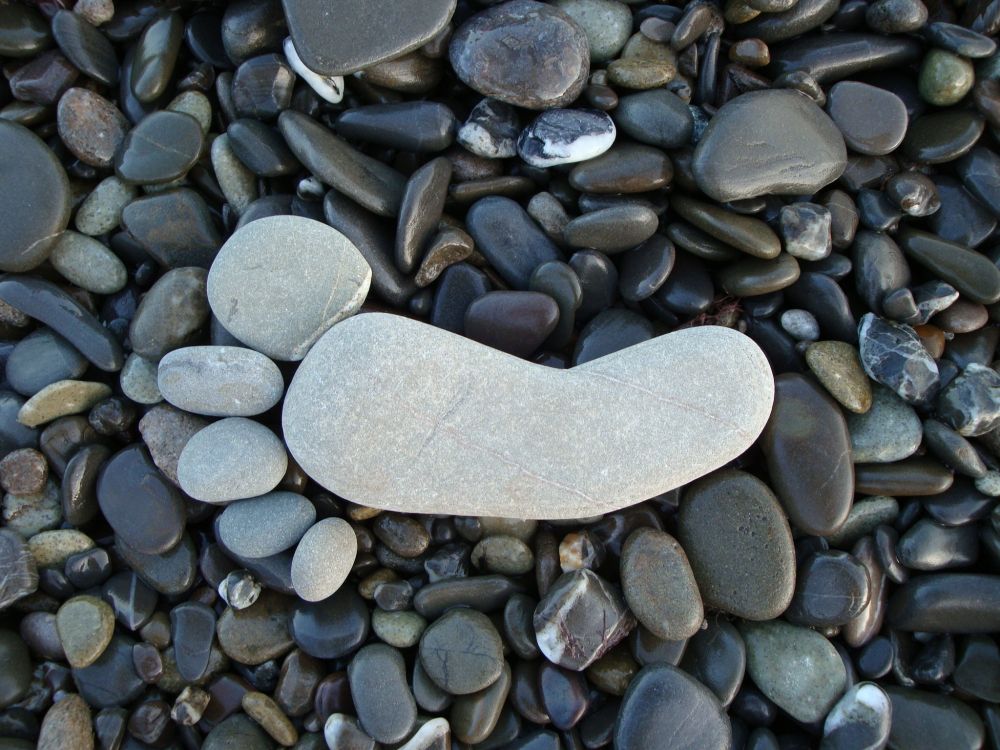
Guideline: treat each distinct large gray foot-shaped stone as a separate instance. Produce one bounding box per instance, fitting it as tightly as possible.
[283,313,774,519]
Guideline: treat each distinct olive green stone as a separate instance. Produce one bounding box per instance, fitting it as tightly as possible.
[372,609,427,648]
[450,660,512,744]
[805,340,873,414]
[671,194,782,259]
[718,253,801,296]
[242,691,298,747]
[920,49,975,106]
[56,595,115,668]
[471,535,535,575]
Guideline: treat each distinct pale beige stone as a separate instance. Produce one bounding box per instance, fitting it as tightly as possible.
[283,313,774,519]
[17,380,112,428]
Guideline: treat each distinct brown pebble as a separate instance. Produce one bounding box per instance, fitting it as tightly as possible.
[242,691,298,747]
[0,447,48,494]
[56,88,128,168]
[38,694,93,750]
[914,324,946,359]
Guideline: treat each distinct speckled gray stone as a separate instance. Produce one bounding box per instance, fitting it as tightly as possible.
[290,517,357,602]
[283,313,773,519]
[207,216,371,361]
[177,418,287,504]
[218,492,316,558]
[847,385,922,463]
[49,231,127,295]
[120,354,162,405]
[74,176,137,237]
[157,346,284,417]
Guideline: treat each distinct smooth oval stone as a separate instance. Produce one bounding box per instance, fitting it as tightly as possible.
[115,110,204,185]
[37,693,93,750]
[204,714,272,750]
[563,205,659,254]
[131,11,183,102]
[56,87,126,170]
[177,418,287,503]
[897,227,1000,305]
[348,644,417,744]
[283,0,453,75]
[207,215,371,361]
[614,664,730,750]
[572,307,654,365]
[464,291,559,358]
[450,660,512,744]
[787,550,871,627]
[805,340,871,413]
[55,595,114,668]
[0,5,50,58]
[218,492,315,559]
[720,254,801,297]
[71,635,144,709]
[97,445,185,555]
[619,235,675,303]
[118,532,197,597]
[169,601,215,682]
[692,90,846,202]
[17,379,111,428]
[847,385,921,462]
[291,586,370,658]
[670,194,781,260]
[419,609,504,695]
[120,188,222,269]
[741,620,846,724]
[826,81,908,156]
[278,110,405,217]
[614,89,693,149]
[679,618,745,708]
[885,687,984,750]
[466,196,561,290]
[290,517,357,602]
[450,1,588,110]
[678,469,795,620]
[158,346,283,417]
[337,102,455,152]
[770,33,922,83]
[0,121,71,272]
[6,329,87,398]
[897,519,978,570]
[396,156,452,275]
[228,118,299,177]
[517,109,615,168]
[620,528,702,641]
[216,590,295,666]
[284,313,772,519]
[129,267,209,361]
[52,10,118,86]
[414,575,523,619]
[49,231,126,295]
[761,373,854,536]
[568,144,673,194]
[888,574,1000,632]
[902,110,985,164]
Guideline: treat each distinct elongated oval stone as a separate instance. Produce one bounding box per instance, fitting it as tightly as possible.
[283,313,773,518]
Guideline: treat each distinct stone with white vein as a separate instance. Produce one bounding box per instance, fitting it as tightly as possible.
[283,37,344,104]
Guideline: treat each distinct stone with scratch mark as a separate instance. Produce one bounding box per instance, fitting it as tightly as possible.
[283,312,773,519]
[207,216,372,361]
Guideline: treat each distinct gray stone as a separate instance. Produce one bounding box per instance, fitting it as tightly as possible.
[49,231,127,294]
[554,0,632,62]
[120,354,162,405]
[692,89,847,202]
[419,608,504,694]
[282,313,773,519]
[177,418,287,503]
[207,215,371,361]
[290,517,357,602]
[218,492,316,558]
[847,385,922,463]
[75,176,137,236]
[6,329,88,398]
[741,620,847,724]
[157,346,284,417]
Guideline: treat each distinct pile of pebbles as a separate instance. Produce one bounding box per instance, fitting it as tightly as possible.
[1,0,1000,748]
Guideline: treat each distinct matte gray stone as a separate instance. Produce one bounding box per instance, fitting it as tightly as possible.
[847,385,922,463]
[207,216,371,361]
[177,418,287,504]
[283,313,773,519]
[218,492,316,559]
[157,346,284,417]
[290,517,357,602]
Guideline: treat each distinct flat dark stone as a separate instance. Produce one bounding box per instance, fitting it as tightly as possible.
[0,4,51,58]
[569,250,618,324]
[282,0,455,75]
[131,11,183,103]
[854,458,954,496]
[231,53,295,120]
[737,0,839,42]
[572,308,654,365]
[770,33,923,84]
[337,102,456,152]
[465,291,559,358]
[396,156,452,274]
[348,644,417,744]
[901,110,985,165]
[466,196,561,290]
[227,119,299,177]
[0,276,123,371]
[52,10,119,86]
[72,635,145,709]
[614,89,693,150]
[101,571,157,631]
[615,664,730,750]
[290,586,370,659]
[0,121,71,272]
[121,188,222,269]
[5,328,87,397]
[128,267,209,360]
[170,601,216,682]
[784,271,857,343]
[97,445,186,555]
[761,373,853,536]
[678,618,746,707]
[928,176,996,248]
[786,550,871,627]
[885,687,984,750]
[413,575,522,620]
[62,443,111,527]
[897,227,1000,305]
[429,263,491,334]
[827,81,908,155]
[115,110,205,185]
